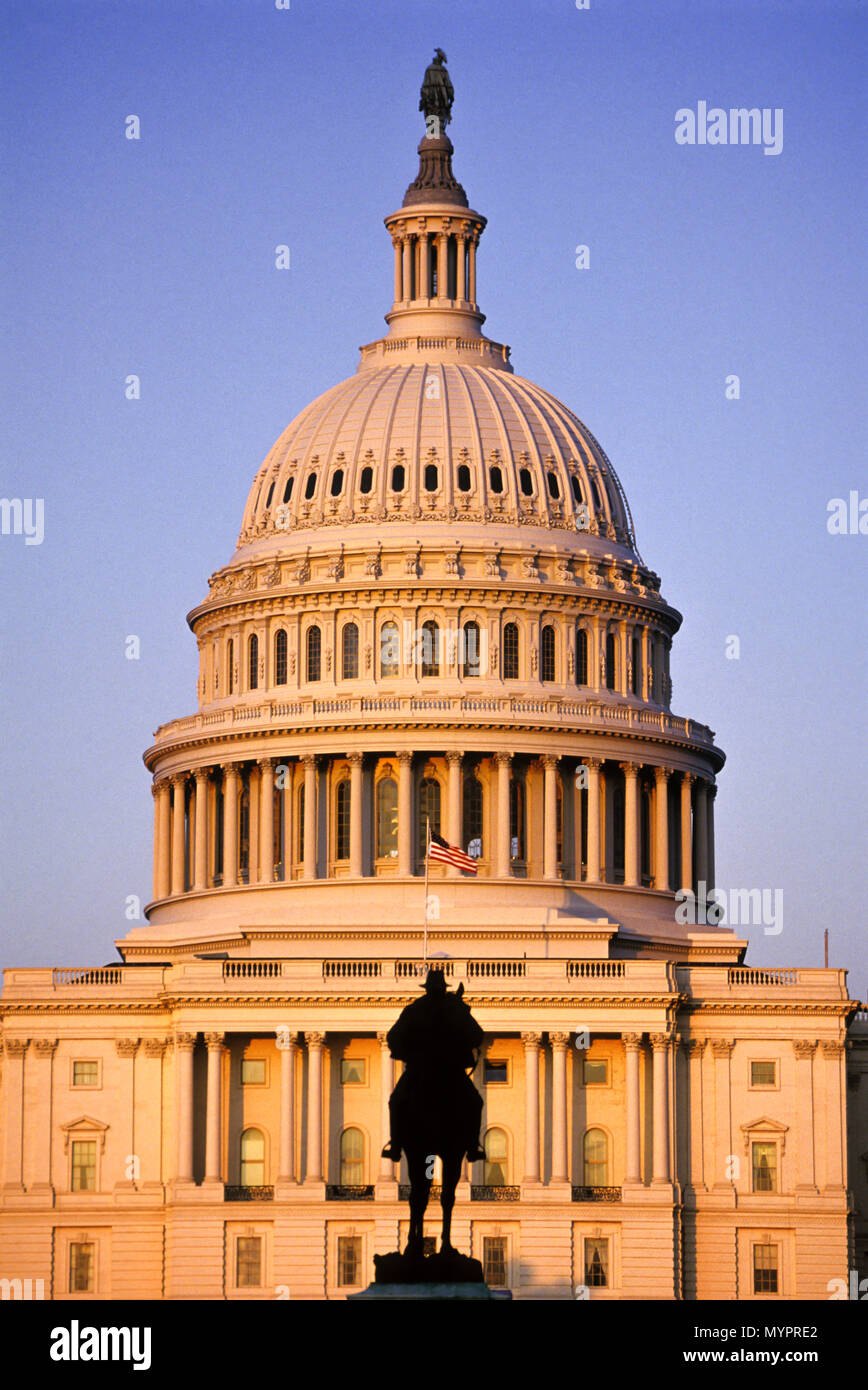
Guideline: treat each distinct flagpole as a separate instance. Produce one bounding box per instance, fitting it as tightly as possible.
[423,812,430,972]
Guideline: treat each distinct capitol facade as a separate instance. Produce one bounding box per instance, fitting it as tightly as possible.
[1,71,866,1302]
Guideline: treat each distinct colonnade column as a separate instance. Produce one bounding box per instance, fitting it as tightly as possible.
[171,774,187,896]
[402,238,412,302]
[204,1032,224,1183]
[654,766,671,891]
[522,1033,541,1184]
[303,755,317,880]
[711,1039,734,1190]
[542,755,559,880]
[305,1032,325,1182]
[650,1033,671,1185]
[153,780,171,900]
[621,762,641,887]
[792,1040,817,1192]
[175,1032,196,1184]
[258,758,274,884]
[436,232,448,299]
[221,763,239,888]
[623,1033,643,1184]
[349,753,364,877]
[680,773,694,894]
[585,758,602,884]
[456,233,466,300]
[397,752,413,875]
[419,235,430,298]
[550,1033,570,1183]
[378,1033,395,1180]
[694,780,709,896]
[277,1031,296,1184]
[468,237,477,303]
[392,238,402,303]
[1,1039,27,1193]
[193,769,209,891]
[446,751,462,875]
[495,751,511,878]
[707,786,716,895]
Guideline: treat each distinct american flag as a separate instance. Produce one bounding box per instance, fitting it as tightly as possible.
[428,830,479,874]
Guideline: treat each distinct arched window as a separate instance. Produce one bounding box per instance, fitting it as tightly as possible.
[424,463,438,492]
[509,778,525,861]
[590,477,603,510]
[605,632,617,691]
[631,631,641,696]
[380,622,400,678]
[519,468,533,496]
[227,638,234,695]
[335,778,351,860]
[330,468,344,497]
[547,471,560,499]
[571,474,584,504]
[391,463,405,491]
[576,627,588,686]
[240,1127,265,1187]
[484,1128,508,1186]
[340,1128,364,1186]
[489,465,504,494]
[417,776,441,865]
[359,465,373,494]
[541,625,555,682]
[282,475,294,504]
[463,774,483,859]
[248,633,259,690]
[376,777,398,858]
[457,463,471,492]
[306,626,321,682]
[304,472,317,500]
[462,621,480,677]
[583,1128,608,1187]
[341,622,359,680]
[274,629,288,685]
[265,481,275,509]
[420,621,439,678]
[503,623,519,680]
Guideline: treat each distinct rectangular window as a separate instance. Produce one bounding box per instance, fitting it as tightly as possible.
[72,1061,98,1087]
[341,1058,366,1085]
[483,1058,509,1085]
[752,1142,777,1192]
[584,1237,609,1288]
[583,1058,609,1086]
[236,1236,262,1288]
[241,1059,266,1086]
[337,1236,362,1287]
[482,1236,508,1288]
[750,1061,777,1088]
[69,1242,94,1292]
[753,1243,778,1294]
[71,1140,96,1191]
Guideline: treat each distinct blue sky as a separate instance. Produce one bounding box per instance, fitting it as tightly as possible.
[1,0,865,981]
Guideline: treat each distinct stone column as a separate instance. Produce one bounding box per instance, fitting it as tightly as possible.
[31,1039,58,1194]
[378,1033,396,1180]
[192,769,209,891]
[522,1033,541,1184]
[436,231,448,299]
[456,233,466,300]
[402,237,412,302]
[419,233,430,298]
[585,758,602,884]
[446,751,462,874]
[258,758,274,884]
[550,1033,570,1183]
[349,753,364,877]
[204,1033,224,1183]
[221,763,239,888]
[621,762,640,887]
[1,1039,27,1192]
[654,767,671,891]
[392,238,402,302]
[793,1041,818,1192]
[683,1039,707,1193]
[397,752,413,875]
[175,1032,196,1184]
[302,754,317,880]
[305,1032,325,1182]
[153,779,171,900]
[711,1039,734,1190]
[171,773,187,896]
[114,1039,139,1192]
[694,780,709,897]
[468,237,477,303]
[277,1031,296,1184]
[650,1033,671,1185]
[496,751,512,878]
[821,1041,846,1190]
[542,755,559,880]
[623,1033,643,1184]
[680,773,694,894]
[707,785,716,895]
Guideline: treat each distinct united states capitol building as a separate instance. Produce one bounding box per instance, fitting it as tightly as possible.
[2,63,865,1302]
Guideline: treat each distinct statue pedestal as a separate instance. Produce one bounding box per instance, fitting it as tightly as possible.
[349,1282,507,1300]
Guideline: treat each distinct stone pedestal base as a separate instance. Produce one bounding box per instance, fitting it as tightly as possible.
[349,1282,505,1300]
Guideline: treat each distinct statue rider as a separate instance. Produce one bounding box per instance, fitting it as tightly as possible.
[381,967,486,1164]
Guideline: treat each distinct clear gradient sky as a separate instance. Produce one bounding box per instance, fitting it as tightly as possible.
[1,0,865,981]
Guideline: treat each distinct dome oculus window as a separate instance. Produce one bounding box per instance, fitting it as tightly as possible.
[489,465,503,494]
[330,468,344,497]
[391,464,405,491]
[571,475,583,504]
[547,471,560,499]
[457,463,471,492]
[424,463,438,492]
[265,481,275,509]
[304,472,317,500]
[519,468,533,496]
[359,465,374,494]
[283,476,294,504]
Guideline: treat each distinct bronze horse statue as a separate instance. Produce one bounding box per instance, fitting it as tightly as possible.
[381,968,485,1257]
